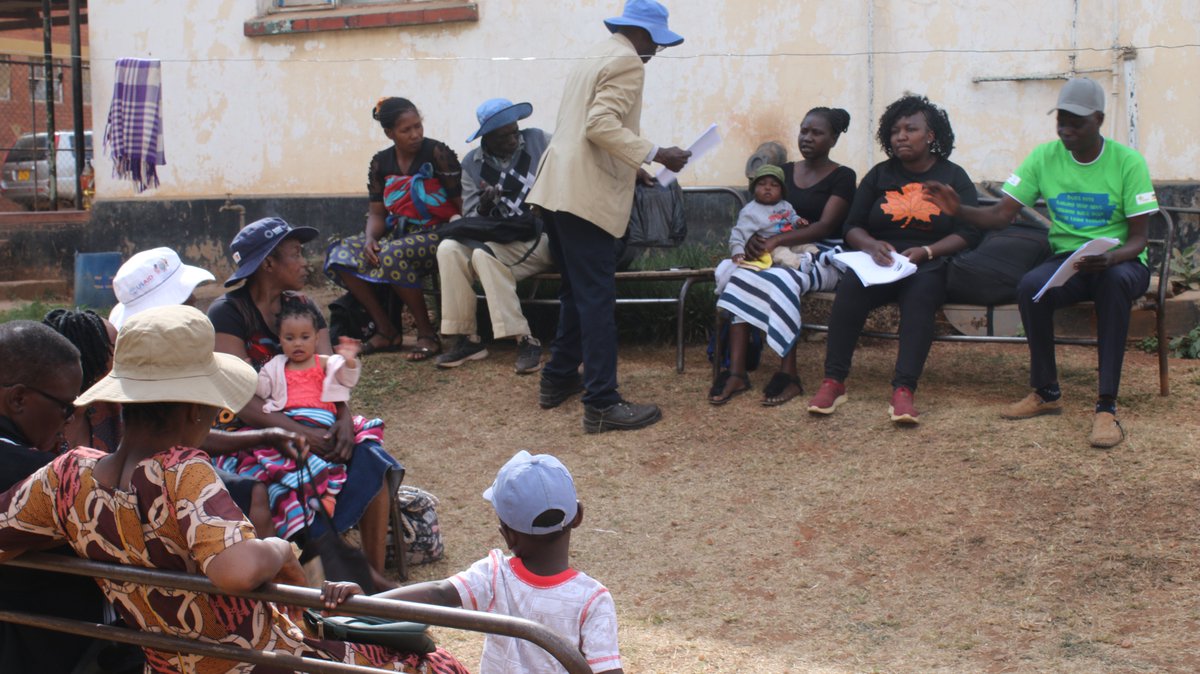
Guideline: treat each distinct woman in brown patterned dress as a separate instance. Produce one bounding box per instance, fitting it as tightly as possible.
[0,306,466,674]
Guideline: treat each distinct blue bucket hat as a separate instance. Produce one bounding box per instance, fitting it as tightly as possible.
[224,217,319,287]
[466,98,533,143]
[604,0,683,47]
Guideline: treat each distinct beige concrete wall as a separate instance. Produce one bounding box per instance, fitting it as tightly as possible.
[87,0,1200,202]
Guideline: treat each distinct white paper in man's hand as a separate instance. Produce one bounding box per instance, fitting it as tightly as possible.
[656,123,720,185]
[833,250,918,287]
[1032,237,1121,302]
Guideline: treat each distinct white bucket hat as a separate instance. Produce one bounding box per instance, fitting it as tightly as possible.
[77,305,256,411]
[108,247,215,329]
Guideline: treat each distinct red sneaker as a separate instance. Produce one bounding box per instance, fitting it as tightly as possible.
[889,386,920,424]
[807,378,847,415]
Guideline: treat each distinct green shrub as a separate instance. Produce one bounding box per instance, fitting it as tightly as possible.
[1169,244,1200,293]
[1139,325,1200,359]
[1168,325,1200,359]
[615,243,725,344]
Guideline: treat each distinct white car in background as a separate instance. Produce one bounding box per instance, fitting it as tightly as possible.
[1,130,93,210]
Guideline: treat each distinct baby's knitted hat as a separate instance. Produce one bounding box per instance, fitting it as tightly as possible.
[751,164,785,188]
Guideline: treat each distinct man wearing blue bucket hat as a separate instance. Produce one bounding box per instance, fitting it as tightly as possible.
[527,0,690,434]
[437,98,554,374]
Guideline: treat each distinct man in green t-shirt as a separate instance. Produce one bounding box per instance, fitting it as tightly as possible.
[924,78,1157,449]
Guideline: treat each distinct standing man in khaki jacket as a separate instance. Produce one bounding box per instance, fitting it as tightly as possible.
[528,0,690,434]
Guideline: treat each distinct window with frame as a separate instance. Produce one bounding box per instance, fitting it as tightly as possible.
[32,60,63,104]
[273,0,411,9]
[0,60,11,102]
[248,0,478,35]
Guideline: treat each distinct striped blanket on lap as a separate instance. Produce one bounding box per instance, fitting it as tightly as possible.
[716,247,842,357]
[211,409,384,539]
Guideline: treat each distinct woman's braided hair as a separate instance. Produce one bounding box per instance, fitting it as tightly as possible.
[42,309,112,391]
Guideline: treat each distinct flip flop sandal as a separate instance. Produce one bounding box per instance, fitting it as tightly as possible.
[761,372,803,407]
[404,335,442,362]
[709,371,732,399]
[709,372,751,406]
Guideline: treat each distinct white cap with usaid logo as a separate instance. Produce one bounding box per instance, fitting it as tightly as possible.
[483,450,579,535]
[108,247,215,329]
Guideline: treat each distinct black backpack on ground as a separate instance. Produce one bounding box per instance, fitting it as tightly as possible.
[946,221,1051,305]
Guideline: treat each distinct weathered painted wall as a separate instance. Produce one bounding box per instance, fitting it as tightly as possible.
[87,0,1199,204]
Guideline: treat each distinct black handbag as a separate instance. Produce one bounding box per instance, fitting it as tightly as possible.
[296,462,376,594]
[435,211,544,267]
[435,211,540,244]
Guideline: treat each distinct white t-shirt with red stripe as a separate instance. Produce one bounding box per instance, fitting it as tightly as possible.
[450,549,622,673]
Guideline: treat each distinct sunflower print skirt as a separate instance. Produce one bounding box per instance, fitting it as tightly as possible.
[325,225,439,289]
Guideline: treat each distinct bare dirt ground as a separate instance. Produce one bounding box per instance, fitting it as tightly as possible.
[350,335,1200,674]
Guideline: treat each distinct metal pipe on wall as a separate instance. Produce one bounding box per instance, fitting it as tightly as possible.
[41,0,57,208]
[865,0,875,170]
[1122,47,1138,149]
[69,0,84,209]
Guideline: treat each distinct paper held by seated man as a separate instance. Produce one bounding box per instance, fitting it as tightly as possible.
[1032,236,1121,302]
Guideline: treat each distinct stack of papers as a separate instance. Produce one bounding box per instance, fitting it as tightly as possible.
[832,251,917,286]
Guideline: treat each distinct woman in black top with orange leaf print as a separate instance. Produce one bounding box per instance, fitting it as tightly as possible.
[806,95,979,425]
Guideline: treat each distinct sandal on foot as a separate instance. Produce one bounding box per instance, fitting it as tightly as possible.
[762,372,803,407]
[404,335,442,362]
[360,331,402,356]
[709,371,751,406]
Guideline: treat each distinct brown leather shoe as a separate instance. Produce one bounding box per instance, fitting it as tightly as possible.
[1089,412,1125,448]
[1000,392,1063,420]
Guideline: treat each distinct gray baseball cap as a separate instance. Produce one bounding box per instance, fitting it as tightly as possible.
[483,450,578,535]
[1052,77,1105,116]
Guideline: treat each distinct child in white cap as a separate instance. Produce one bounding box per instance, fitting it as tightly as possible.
[321,450,623,674]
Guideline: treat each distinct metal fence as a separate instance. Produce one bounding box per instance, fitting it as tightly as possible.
[1,552,593,674]
[0,55,91,212]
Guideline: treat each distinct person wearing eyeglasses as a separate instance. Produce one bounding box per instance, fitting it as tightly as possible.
[0,320,82,460]
[0,320,120,673]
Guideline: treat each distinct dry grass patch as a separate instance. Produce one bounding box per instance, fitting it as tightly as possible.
[352,338,1200,673]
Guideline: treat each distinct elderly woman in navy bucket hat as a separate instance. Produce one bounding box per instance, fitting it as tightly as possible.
[208,217,402,589]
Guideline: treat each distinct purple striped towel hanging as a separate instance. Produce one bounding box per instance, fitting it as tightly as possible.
[103,57,165,193]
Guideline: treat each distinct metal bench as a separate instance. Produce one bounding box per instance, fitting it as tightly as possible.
[800,206,1177,396]
[517,186,745,373]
